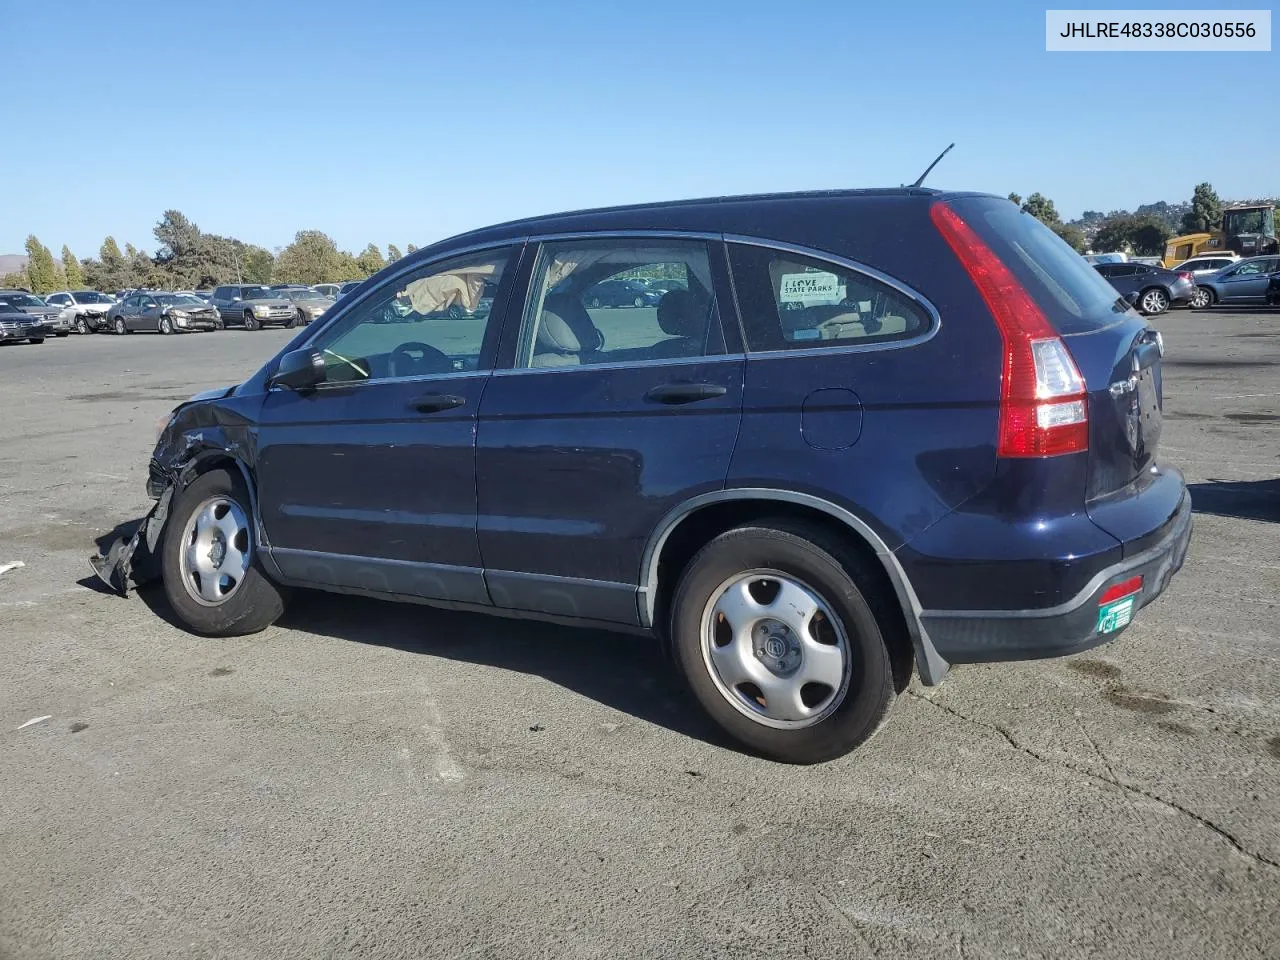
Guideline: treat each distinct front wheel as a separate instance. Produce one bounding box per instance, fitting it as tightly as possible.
[243,311,260,331]
[633,296,644,307]
[161,468,287,636]
[159,316,173,335]
[668,521,899,764]
[75,317,90,335]
[1139,287,1170,315]
[28,338,44,344]
[1190,286,1213,309]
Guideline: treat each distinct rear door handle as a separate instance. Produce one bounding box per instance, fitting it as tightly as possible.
[409,393,467,413]
[645,382,728,405]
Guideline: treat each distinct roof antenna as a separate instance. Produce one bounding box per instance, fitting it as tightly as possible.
[911,143,955,188]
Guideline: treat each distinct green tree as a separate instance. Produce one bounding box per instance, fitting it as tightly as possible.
[1007,192,1022,207]
[275,230,351,284]
[1,270,27,288]
[53,262,67,290]
[406,243,418,254]
[356,243,385,277]
[1181,182,1223,233]
[24,235,59,294]
[61,245,85,288]
[1052,222,1087,253]
[1093,215,1136,253]
[153,209,205,285]
[386,243,403,262]
[1021,192,1060,226]
[1128,216,1172,256]
[242,246,274,284]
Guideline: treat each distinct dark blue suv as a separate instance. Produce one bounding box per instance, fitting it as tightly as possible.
[105,188,1192,763]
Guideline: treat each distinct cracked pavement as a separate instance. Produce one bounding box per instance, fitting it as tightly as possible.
[1,313,1278,959]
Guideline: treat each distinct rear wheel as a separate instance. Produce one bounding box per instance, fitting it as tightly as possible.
[56,331,69,338]
[243,311,260,331]
[1190,286,1214,309]
[668,520,899,764]
[633,295,644,307]
[1139,287,1170,315]
[113,316,128,335]
[161,468,287,636]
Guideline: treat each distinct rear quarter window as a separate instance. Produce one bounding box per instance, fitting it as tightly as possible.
[728,243,933,351]
[948,197,1129,334]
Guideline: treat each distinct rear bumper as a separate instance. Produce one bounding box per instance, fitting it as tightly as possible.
[920,491,1192,663]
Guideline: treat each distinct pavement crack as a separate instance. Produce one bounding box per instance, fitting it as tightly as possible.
[909,691,1280,874]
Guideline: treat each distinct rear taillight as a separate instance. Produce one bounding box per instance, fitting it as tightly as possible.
[1099,575,1143,605]
[1177,271,1193,282]
[930,202,1089,457]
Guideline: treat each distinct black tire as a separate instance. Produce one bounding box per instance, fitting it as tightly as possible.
[75,316,90,335]
[159,316,173,335]
[56,332,69,338]
[161,468,287,636]
[28,338,44,344]
[243,311,260,331]
[114,316,128,335]
[633,296,644,307]
[284,314,297,329]
[668,520,900,764]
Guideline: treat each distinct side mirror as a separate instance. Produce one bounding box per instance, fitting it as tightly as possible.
[270,348,325,390]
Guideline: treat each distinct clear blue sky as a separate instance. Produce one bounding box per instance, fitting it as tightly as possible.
[5,0,1275,258]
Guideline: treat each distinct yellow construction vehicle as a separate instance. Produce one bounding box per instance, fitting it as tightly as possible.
[1161,203,1277,267]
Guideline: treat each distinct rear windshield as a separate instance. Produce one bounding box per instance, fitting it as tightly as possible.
[950,197,1129,334]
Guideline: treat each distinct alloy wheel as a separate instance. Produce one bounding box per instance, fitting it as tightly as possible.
[1141,289,1169,315]
[1190,287,1212,309]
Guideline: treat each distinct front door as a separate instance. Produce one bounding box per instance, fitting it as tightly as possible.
[476,236,744,625]
[1219,258,1277,302]
[254,245,520,604]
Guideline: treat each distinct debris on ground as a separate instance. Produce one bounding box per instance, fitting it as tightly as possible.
[0,560,25,577]
[17,715,51,730]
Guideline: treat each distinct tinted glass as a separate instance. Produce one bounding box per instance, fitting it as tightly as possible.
[243,287,273,299]
[951,197,1127,334]
[309,248,512,384]
[728,244,931,351]
[74,291,112,303]
[0,293,45,307]
[518,239,723,368]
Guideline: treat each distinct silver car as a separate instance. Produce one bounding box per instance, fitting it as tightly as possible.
[44,290,117,334]
[273,287,335,324]
[209,284,299,330]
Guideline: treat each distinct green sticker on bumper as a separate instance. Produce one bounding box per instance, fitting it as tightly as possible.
[1097,596,1136,634]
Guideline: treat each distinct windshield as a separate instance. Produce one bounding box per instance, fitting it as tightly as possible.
[155,294,205,306]
[1224,207,1274,236]
[242,287,274,300]
[951,197,1128,334]
[0,293,46,308]
[74,291,113,303]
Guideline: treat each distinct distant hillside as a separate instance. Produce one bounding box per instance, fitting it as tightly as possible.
[1069,197,1279,243]
[0,254,28,277]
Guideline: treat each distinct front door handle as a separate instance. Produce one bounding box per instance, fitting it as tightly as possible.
[409,393,467,413]
[645,382,728,405]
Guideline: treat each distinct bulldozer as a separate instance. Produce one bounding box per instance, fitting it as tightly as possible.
[1161,203,1277,267]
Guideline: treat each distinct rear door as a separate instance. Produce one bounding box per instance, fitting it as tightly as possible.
[475,236,743,624]
[951,197,1181,552]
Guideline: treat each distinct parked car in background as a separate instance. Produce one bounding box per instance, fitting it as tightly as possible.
[312,283,341,298]
[44,290,117,334]
[1129,256,1162,267]
[584,278,661,307]
[1084,252,1128,264]
[644,278,689,293]
[1171,253,1240,278]
[105,292,222,334]
[1092,262,1194,315]
[1190,255,1280,308]
[210,285,299,330]
[337,281,362,296]
[116,188,1190,764]
[272,287,334,324]
[0,302,48,343]
[0,290,67,335]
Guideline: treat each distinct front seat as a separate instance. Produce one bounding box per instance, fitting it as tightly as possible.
[651,289,707,358]
[531,310,582,367]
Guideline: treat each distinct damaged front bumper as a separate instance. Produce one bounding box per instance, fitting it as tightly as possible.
[89,485,173,595]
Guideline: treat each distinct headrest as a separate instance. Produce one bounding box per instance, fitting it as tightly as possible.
[536,310,581,354]
[656,289,704,338]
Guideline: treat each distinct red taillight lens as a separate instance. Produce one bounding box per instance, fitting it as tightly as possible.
[930,202,1089,457]
[1099,575,1143,605]
[1177,271,1193,281]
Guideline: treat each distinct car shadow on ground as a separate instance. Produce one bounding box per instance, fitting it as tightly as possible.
[1188,479,1280,523]
[275,591,736,751]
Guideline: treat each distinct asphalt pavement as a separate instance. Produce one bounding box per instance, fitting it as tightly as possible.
[1,312,1277,960]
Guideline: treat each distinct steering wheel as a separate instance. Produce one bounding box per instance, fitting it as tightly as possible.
[389,341,452,378]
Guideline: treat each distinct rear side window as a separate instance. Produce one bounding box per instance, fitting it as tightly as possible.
[728,243,932,351]
[948,197,1127,334]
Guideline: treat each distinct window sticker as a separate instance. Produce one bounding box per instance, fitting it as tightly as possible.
[791,328,821,341]
[779,271,841,304]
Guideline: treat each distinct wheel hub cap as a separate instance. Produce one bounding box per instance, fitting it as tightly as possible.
[701,571,852,729]
[178,496,251,606]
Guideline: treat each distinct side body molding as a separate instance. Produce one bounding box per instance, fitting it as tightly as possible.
[637,488,950,685]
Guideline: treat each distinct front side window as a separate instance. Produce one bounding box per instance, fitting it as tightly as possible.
[1236,261,1267,276]
[728,244,932,351]
[307,247,512,385]
[518,239,723,368]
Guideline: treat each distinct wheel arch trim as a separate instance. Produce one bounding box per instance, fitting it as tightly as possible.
[638,488,950,684]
